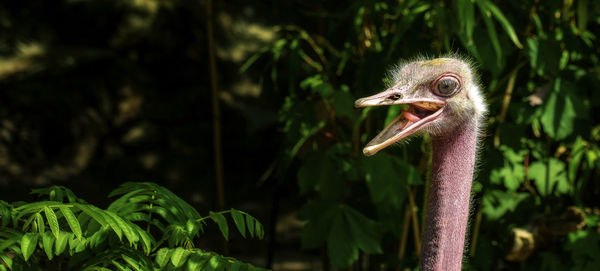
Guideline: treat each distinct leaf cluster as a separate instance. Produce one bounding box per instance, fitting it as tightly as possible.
[0,183,266,271]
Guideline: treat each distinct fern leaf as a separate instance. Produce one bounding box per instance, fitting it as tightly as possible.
[35,213,45,234]
[246,215,255,238]
[121,254,141,271]
[42,231,55,260]
[155,247,173,268]
[20,232,38,262]
[231,209,246,238]
[54,231,69,255]
[44,206,60,239]
[209,212,229,240]
[0,253,13,269]
[59,206,82,239]
[104,211,139,245]
[170,247,191,267]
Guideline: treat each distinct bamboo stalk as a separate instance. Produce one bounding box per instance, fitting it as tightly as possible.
[205,0,227,254]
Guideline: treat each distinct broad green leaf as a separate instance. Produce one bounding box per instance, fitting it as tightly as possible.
[54,231,69,255]
[529,159,568,196]
[42,231,54,260]
[170,247,191,267]
[297,151,344,199]
[44,206,60,239]
[482,190,529,220]
[155,248,173,267]
[231,209,246,238]
[210,211,229,240]
[229,262,243,271]
[361,153,418,208]
[205,255,224,271]
[344,207,382,254]
[21,232,38,262]
[299,200,338,249]
[327,210,358,268]
[540,79,578,140]
[59,206,82,240]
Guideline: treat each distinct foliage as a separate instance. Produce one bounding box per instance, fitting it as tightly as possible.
[0,183,266,270]
[242,0,600,269]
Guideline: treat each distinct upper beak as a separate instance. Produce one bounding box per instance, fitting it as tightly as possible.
[355,89,445,156]
[354,88,402,108]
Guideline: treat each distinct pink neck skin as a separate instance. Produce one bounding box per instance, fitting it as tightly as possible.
[420,120,479,271]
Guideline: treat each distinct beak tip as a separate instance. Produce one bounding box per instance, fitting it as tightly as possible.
[354,99,365,108]
[362,148,376,156]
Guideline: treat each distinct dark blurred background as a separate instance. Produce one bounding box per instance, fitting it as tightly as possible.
[2,0,600,270]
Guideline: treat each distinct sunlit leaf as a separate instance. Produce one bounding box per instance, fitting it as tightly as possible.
[21,232,38,262]
[59,206,82,240]
[44,206,60,239]
[42,231,54,260]
[541,79,578,140]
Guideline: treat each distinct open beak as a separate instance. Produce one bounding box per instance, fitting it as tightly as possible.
[355,91,445,156]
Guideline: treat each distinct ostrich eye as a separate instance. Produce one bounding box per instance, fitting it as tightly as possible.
[435,78,458,96]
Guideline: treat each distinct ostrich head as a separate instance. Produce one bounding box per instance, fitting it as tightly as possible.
[355,57,486,156]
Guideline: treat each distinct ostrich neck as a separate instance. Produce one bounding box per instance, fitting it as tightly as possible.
[420,120,479,271]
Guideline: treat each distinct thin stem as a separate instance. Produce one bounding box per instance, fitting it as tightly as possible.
[407,187,421,256]
[469,207,483,257]
[397,202,412,271]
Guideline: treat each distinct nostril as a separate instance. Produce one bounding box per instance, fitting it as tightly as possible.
[389,94,402,100]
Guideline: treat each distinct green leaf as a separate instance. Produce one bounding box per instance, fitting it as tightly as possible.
[327,210,358,268]
[482,191,529,220]
[210,211,229,240]
[155,248,173,268]
[478,0,523,48]
[21,232,38,262]
[42,231,54,260]
[344,207,382,254]
[565,230,600,270]
[121,254,141,271]
[299,200,337,249]
[540,79,578,140]
[529,158,568,196]
[297,151,344,199]
[361,153,418,208]
[35,212,45,235]
[333,88,356,119]
[246,214,255,238]
[59,206,82,240]
[54,231,69,255]
[170,247,191,267]
[231,209,246,238]
[477,0,502,65]
[44,206,60,239]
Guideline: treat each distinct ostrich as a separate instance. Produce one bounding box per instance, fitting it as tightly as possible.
[354,57,486,270]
